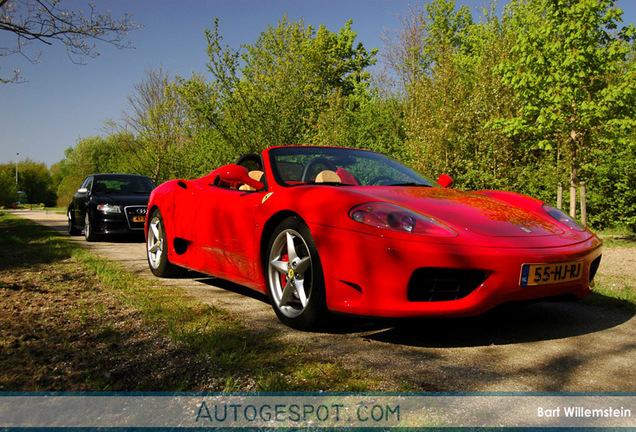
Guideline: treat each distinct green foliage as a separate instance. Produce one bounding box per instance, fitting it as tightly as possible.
[112,67,196,183]
[581,136,636,230]
[0,169,17,207]
[0,159,56,206]
[17,159,56,206]
[398,0,521,187]
[55,135,124,206]
[492,0,636,187]
[179,16,377,156]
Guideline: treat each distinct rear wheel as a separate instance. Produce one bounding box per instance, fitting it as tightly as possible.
[67,207,80,235]
[147,209,182,277]
[266,217,327,330]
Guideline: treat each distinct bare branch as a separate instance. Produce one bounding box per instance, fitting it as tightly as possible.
[1,0,141,83]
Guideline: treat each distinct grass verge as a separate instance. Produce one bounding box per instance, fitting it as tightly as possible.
[0,213,378,391]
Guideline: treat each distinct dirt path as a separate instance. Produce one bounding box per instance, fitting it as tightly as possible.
[12,210,636,391]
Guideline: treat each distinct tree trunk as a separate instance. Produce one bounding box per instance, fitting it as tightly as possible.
[569,135,578,218]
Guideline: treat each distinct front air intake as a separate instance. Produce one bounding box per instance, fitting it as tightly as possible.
[408,268,487,302]
[589,255,602,285]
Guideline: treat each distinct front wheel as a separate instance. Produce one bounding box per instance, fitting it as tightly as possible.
[266,217,327,330]
[84,212,97,242]
[147,209,182,277]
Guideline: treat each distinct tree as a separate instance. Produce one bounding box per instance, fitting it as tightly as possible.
[55,135,122,205]
[381,0,473,91]
[16,158,56,205]
[0,159,55,205]
[384,0,522,187]
[179,16,377,156]
[0,0,139,83]
[0,167,17,207]
[492,0,636,216]
[110,67,193,183]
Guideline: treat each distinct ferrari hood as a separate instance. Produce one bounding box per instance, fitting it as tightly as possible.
[354,187,563,238]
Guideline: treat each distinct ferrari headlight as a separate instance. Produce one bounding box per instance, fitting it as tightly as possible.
[349,203,456,237]
[97,203,122,214]
[543,204,586,232]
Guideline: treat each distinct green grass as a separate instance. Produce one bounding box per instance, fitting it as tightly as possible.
[597,225,636,237]
[597,226,636,248]
[583,289,636,311]
[599,236,636,248]
[586,276,636,311]
[0,213,380,391]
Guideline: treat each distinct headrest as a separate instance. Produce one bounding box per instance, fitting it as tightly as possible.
[315,170,341,184]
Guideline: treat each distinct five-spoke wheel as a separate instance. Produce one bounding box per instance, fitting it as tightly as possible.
[267,218,327,330]
[147,209,181,277]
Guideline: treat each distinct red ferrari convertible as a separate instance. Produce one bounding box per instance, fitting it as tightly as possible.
[145,146,602,330]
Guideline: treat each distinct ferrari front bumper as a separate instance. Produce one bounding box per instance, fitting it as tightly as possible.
[310,224,603,319]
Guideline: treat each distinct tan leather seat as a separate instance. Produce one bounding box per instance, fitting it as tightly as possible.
[239,170,265,191]
[315,170,341,184]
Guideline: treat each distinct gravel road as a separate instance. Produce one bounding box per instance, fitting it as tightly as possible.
[14,210,636,391]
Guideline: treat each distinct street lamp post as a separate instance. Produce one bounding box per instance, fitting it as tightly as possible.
[15,153,19,185]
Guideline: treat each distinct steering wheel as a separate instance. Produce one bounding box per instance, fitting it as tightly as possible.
[235,153,263,171]
[368,175,394,185]
[301,157,336,182]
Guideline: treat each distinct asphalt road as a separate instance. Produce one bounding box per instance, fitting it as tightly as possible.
[12,210,636,391]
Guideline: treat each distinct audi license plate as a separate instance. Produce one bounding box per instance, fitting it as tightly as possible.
[132,216,146,223]
[520,260,583,286]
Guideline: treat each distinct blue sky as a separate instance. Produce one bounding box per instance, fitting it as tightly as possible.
[1,0,635,167]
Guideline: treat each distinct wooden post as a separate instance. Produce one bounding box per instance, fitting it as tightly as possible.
[580,181,587,227]
[557,182,563,210]
[570,182,577,218]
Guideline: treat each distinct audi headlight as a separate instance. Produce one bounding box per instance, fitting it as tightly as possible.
[349,203,456,237]
[543,204,586,232]
[97,203,122,214]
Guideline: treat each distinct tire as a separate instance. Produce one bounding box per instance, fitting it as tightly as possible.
[84,212,98,242]
[67,208,80,235]
[266,217,327,330]
[147,209,182,277]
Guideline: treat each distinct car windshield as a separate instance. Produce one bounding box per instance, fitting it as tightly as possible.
[268,146,434,187]
[92,176,156,195]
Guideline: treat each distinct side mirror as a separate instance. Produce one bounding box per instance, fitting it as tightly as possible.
[437,174,454,188]
[77,187,89,194]
[218,164,264,190]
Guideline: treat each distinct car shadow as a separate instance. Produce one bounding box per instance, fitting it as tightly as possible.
[185,274,634,348]
[195,276,270,303]
[85,233,146,244]
[357,297,635,348]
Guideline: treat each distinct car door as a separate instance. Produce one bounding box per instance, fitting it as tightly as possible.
[191,185,264,285]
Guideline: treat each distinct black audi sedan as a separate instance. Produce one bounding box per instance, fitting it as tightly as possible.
[67,173,157,241]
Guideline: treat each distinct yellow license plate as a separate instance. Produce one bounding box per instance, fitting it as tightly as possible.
[520,260,583,286]
[133,216,146,223]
